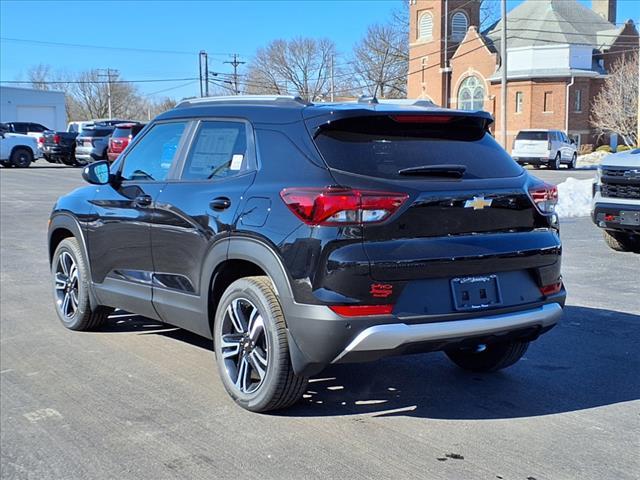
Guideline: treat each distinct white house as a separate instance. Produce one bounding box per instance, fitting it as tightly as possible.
[0,86,67,131]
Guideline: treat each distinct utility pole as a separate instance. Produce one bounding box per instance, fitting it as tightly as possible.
[199,50,205,97]
[444,0,449,108]
[98,68,119,119]
[500,0,508,148]
[224,54,246,95]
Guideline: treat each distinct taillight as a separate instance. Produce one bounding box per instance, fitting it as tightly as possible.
[329,305,393,317]
[38,136,44,144]
[540,282,562,296]
[528,182,558,214]
[53,134,60,144]
[547,140,552,150]
[280,187,408,226]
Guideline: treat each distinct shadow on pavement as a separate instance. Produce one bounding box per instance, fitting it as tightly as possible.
[101,305,639,420]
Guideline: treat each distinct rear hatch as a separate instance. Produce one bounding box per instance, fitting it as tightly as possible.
[109,126,132,154]
[308,112,561,314]
[513,130,550,157]
[77,127,113,148]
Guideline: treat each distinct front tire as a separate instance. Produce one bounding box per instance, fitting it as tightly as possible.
[213,276,308,412]
[446,340,529,372]
[52,238,112,330]
[10,148,33,168]
[602,230,639,253]
[568,153,577,169]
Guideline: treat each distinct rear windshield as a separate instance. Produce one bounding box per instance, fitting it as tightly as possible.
[79,128,113,138]
[113,125,144,138]
[313,115,522,179]
[516,131,548,141]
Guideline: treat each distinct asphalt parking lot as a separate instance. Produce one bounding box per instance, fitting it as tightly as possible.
[1,163,638,480]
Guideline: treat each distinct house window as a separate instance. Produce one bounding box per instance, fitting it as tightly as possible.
[543,91,553,112]
[419,12,433,40]
[458,76,484,111]
[574,89,582,112]
[421,57,428,83]
[515,91,523,113]
[451,12,469,41]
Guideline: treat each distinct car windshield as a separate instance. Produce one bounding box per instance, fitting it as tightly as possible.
[313,115,522,180]
[516,131,548,141]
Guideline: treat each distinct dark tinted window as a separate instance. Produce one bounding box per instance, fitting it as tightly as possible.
[121,122,186,181]
[11,123,28,134]
[29,123,47,132]
[182,121,247,180]
[516,131,548,141]
[112,124,145,138]
[79,128,113,138]
[313,115,521,179]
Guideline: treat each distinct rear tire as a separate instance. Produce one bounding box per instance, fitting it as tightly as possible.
[533,164,541,170]
[10,148,33,168]
[0,160,11,168]
[603,230,639,252]
[52,238,113,330]
[213,276,308,412]
[446,340,529,372]
[548,153,561,170]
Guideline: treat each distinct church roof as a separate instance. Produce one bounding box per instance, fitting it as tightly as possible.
[484,0,624,52]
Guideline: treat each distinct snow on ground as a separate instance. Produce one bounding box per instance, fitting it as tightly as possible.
[556,177,594,218]
[576,150,610,168]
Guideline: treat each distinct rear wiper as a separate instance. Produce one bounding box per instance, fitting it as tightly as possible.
[398,164,466,178]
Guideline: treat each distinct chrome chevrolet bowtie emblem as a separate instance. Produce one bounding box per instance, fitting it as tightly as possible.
[464,196,493,210]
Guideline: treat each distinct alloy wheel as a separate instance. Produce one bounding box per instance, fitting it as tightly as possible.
[220,298,269,394]
[54,251,79,319]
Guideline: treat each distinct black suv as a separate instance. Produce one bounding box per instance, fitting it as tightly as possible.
[48,96,565,412]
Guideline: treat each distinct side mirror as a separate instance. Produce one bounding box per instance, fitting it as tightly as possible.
[82,161,110,185]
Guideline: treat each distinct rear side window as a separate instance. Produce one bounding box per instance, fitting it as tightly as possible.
[121,122,186,181]
[12,123,28,134]
[181,121,247,180]
[313,115,521,179]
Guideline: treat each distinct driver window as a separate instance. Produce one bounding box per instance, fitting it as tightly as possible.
[182,121,247,180]
[121,122,186,181]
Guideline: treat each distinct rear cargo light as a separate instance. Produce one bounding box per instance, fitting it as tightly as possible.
[53,134,60,144]
[391,115,454,124]
[329,305,393,317]
[38,136,44,144]
[540,282,562,296]
[280,187,408,226]
[528,182,558,214]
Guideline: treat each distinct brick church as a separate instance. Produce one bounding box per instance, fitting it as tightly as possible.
[407,0,638,150]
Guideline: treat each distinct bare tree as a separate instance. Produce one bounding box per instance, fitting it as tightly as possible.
[351,23,408,98]
[244,37,337,101]
[591,52,639,146]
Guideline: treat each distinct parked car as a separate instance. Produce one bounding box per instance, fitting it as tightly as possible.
[67,121,94,134]
[107,123,145,162]
[42,130,79,166]
[2,121,49,158]
[0,123,38,167]
[592,148,640,252]
[74,125,115,164]
[48,96,565,412]
[512,129,577,169]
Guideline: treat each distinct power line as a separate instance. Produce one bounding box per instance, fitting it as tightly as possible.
[0,77,199,84]
[223,54,246,95]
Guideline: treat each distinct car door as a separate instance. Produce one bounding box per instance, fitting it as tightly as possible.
[86,120,190,319]
[151,119,256,337]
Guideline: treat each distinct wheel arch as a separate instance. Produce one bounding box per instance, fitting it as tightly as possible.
[10,145,35,159]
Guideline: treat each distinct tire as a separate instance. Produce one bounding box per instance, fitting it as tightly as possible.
[0,160,11,168]
[44,154,56,164]
[10,148,33,168]
[602,230,639,253]
[52,238,113,330]
[548,153,561,170]
[533,164,541,170]
[568,153,577,169]
[446,340,529,373]
[213,276,308,412]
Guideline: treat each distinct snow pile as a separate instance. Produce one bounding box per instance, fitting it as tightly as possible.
[555,177,593,218]
[577,150,610,168]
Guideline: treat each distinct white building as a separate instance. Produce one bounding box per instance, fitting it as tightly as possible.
[0,86,66,131]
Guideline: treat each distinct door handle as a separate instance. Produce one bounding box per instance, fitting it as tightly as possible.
[210,197,231,211]
[134,194,152,207]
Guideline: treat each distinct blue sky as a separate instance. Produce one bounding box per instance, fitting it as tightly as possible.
[1,0,638,100]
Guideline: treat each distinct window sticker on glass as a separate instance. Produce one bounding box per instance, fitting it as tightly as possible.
[230,154,244,170]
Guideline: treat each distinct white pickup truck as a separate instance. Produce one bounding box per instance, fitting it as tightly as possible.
[592,148,640,252]
[0,123,39,168]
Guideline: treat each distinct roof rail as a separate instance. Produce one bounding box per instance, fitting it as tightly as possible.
[176,95,309,108]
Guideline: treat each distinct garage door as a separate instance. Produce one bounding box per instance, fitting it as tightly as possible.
[16,106,56,131]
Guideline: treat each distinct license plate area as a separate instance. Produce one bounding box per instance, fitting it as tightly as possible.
[451,275,502,311]
[620,210,640,226]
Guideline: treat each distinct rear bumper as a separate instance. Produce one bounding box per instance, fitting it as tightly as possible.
[332,302,562,363]
[512,156,552,165]
[284,294,565,377]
